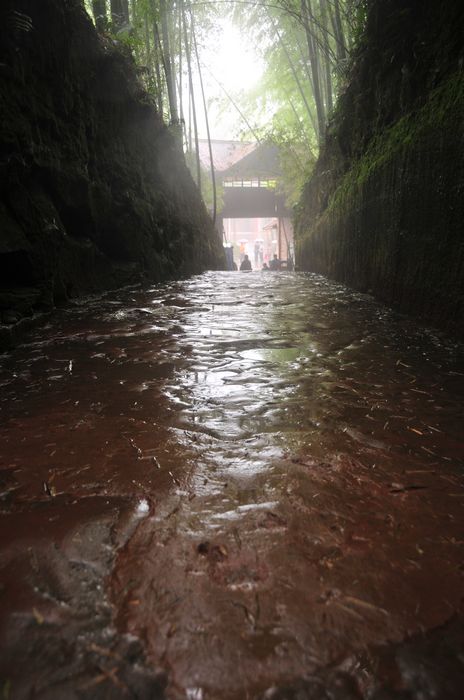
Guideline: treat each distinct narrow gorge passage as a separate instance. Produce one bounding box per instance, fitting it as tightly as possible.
[0,271,463,698]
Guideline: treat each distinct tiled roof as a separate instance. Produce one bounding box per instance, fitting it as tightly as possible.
[198,139,257,172]
[220,142,282,179]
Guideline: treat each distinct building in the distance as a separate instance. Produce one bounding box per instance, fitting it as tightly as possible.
[198,140,294,268]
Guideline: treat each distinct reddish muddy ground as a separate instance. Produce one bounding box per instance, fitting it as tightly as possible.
[0,272,463,699]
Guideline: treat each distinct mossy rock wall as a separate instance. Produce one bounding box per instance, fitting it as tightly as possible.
[0,0,224,346]
[295,0,464,337]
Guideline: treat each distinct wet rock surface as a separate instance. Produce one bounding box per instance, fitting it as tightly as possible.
[295,0,464,338]
[0,0,223,348]
[0,272,463,698]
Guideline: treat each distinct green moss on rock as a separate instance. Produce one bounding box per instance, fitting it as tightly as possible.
[326,72,464,216]
[295,0,464,337]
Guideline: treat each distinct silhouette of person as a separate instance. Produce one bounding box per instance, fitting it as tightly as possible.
[225,245,235,271]
[240,255,252,271]
[269,254,281,271]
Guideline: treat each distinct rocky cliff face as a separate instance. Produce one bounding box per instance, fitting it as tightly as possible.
[0,0,224,348]
[295,0,464,338]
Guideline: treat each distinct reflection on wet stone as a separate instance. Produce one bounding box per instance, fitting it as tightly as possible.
[0,272,463,699]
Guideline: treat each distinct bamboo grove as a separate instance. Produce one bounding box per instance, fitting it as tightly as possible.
[86,1,366,209]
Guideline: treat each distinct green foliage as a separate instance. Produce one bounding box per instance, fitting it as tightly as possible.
[346,0,369,50]
[222,0,355,156]
[115,26,144,52]
[83,0,355,212]
[251,119,317,208]
[326,71,464,216]
[185,152,224,213]
[83,1,94,18]
[9,9,33,32]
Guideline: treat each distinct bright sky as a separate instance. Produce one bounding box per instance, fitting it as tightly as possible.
[194,18,264,140]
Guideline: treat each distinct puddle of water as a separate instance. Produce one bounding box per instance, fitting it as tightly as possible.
[239,347,302,362]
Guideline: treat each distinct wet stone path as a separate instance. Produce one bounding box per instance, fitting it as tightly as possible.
[0,271,463,699]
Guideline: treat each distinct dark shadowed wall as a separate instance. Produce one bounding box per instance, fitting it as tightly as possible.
[295,0,464,338]
[0,0,224,347]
